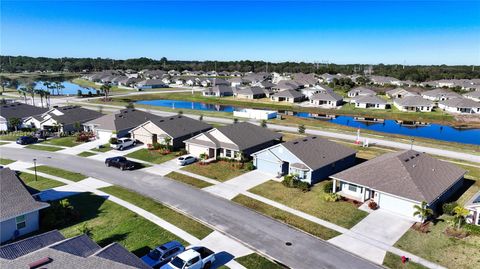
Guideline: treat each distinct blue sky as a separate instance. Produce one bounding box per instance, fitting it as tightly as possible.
[2,1,480,65]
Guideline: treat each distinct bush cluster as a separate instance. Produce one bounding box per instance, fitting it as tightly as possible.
[442,202,458,215]
[282,174,310,192]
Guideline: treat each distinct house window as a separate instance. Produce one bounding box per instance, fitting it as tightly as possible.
[348,184,357,192]
[225,149,232,158]
[16,215,26,230]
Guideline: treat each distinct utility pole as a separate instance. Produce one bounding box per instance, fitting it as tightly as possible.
[33,158,38,181]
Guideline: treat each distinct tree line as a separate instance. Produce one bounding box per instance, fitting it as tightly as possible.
[1,55,479,82]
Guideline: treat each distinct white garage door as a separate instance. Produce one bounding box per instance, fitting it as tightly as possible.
[187,144,209,157]
[378,193,417,220]
[97,131,113,142]
[255,158,282,176]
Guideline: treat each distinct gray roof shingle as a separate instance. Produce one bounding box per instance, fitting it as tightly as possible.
[147,115,212,139]
[84,109,162,132]
[0,102,48,120]
[50,106,104,125]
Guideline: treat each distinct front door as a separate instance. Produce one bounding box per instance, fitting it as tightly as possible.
[281,161,290,176]
[208,148,215,158]
[152,134,158,144]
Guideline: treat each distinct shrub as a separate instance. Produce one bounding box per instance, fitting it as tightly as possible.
[464,224,480,235]
[41,199,79,229]
[152,142,161,150]
[323,181,333,193]
[442,202,458,215]
[176,149,188,156]
[245,162,255,171]
[109,137,118,144]
[323,193,341,202]
[282,174,310,192]
[199,153,208,160]
[368,201,378,210]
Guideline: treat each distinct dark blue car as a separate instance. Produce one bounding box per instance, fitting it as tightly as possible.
[141,241,185,268]
[16,136,38,145]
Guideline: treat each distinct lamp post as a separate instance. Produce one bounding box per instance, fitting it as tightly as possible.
[410,138,415,150]
[33,158,37,181]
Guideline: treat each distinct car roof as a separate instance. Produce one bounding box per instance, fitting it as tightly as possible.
[176,249,198,261]
[159,240,182,250]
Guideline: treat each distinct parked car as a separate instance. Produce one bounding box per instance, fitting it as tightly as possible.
[105,156,136,170]
[110,137,136,151]
[141,241,185,268]
[163,247,215,269]
[16,136,38,145]
[176,156,197,166]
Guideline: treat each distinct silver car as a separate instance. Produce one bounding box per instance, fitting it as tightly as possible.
[177,156,197,166]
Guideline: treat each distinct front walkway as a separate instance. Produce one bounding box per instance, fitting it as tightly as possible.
[57,139,107,155]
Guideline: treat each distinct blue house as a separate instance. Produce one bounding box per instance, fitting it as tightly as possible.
[251,136,357,184]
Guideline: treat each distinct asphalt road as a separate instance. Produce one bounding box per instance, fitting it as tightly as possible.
[3,147,382,269]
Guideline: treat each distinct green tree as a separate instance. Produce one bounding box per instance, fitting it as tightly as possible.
[35,89,46,108]
[100,83,112,102]
[199,114,204,121]
[8,117,21,131]
[0,76,10,92]
[18,87,28,103]
[163,136,172,150]
[452,206,470,229]
[413,201,433,223]
[298,124,305,134]
[233,118,239,124]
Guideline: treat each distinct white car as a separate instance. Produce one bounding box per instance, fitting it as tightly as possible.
[177,156,197,166]
[110,138,136,151]
[163,247,215,269]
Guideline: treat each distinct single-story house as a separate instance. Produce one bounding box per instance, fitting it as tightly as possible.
[83,108,162,140]
[118,77,141,87]
[252,136,357,184]
[0,102,48,131]
[353,95,387,109]
[130,115,212,148]
[23,106,104,133]
[270,89,305,103]
[421,88,461,101]
[135,79,168,90]
[184,122,283,160]
[272,80,302,92]
[463,91,480,102]
[228,78,248,87]
[254,80,276,90]
[386,88,418,99]
[438,97,480,114]
[234,86,266,99]
[202,85,234,97]
[301,85,333,98]
[0,230,150,268]
[466,192,480,226]
[347,87,376,98]
[393,96,434,112]
[0,168,50,244]
[310,90,343,108]
[331,150,466,221]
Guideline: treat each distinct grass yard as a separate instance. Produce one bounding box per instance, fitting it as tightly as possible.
[18,171,65,191]
[0,141,9,145]
[382,252,428,269]
[91,143,112,152]
[249,180,368,228]
[235,253,286,269]
[29,165,87,182]
[0,158,15,165]
[125,148,178,164]
[47,192,186,257]
[166,171,213,188]
[232,194,340,240]
[394,215,480,269]
[77,151,97,157]
[25,144,63,152]
[99,186,213,239]
[42,136,79,147]
[0,131,32,141]
[182,161,251,182]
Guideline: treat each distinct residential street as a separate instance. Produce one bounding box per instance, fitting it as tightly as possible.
[2,147,381,269]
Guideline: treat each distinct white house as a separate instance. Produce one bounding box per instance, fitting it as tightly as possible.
[0,102,48,131]
[309,90,343,108]
[393,96,434,112]
[466,192,480,226]
[463,91,480,102]
[421,88,461,101]
[347,87,376,98]
[438,98,480,114]
[353,96,387,109]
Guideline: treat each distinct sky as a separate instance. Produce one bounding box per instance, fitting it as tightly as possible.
[1,1,480,65]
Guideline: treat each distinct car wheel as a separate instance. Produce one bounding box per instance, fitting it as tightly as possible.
[120,165,125,171]
[106,163,110,167]
[119,146,123,151]
[203,262,211,269]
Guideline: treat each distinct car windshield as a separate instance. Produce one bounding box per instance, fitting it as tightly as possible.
[170,257,186,268]
[178,157,185,160]
[147,249,161,260]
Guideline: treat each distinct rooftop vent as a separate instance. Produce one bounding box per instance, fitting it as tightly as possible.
[303,139,308,142]
[159,120,164,122]
[312,136,317,139]
[293,142,299,145]
[29,257,52,269]
[405,159,409,162]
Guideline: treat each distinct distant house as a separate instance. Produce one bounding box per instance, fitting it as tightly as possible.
[347,87,376,98]
[466,192,480,226]
[438,98,480,114]
[228,78,248,88]
[331,150,466,221]
[202,85,234,97]
[254,80,276,90]
[118,77,141,87]
[463,91,480,102]
[23,106,104,133]
[368,75,400,86]
[184,122,283,160]
[252,136,357,184]
[83,109,162,140]
[421,88,461,101]
[234,86,266,99]
[353,95,387,109]
[0,168,49,244]
[270,89,305,103]
[0,102,48,131]
[310,90,343,108]
[0,230,150,268]
[386,88,418,99]
[301,85,333,98]
[135,79,168,90]
[292,73,318,87]
[272,80,301,92]
[130,115,212,148]
[393,96,434,112]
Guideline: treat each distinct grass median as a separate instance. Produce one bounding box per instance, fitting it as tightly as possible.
[29,165,87,182]
[18,171,65,191]
[235,253,287,269]
[25,144,63,152]
[166,171,213,188]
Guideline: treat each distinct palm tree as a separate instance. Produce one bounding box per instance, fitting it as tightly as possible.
[45,91,51,108]
[35,89,45,108]
[100,83,111,102]
[413,201,433,223]
[26,84,36,106]
[18,87,28,103]
[453,206,469,229]
[0,76,10,92]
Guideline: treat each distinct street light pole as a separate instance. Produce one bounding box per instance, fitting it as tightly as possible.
[33,158,37,181]
[410,138,415,150]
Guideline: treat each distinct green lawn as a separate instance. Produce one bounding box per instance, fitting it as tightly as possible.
[0,158,15,165]
[29,165,87,182]
[91,143,112,152]
[235,253,286,269]
[42,136,79,147]
[25,144,63,152]
[249,180,368,229]
[45,192,186,257]
[394,215,480,269]
[0,141,9,146]
[382,252,428,269]
[182,161,251,182]
[232,194,340,240]
[99,186,213,239]
[125,148,179,164]
[166,171,213,188]
[77,151,97,157]
[18,171,65,191]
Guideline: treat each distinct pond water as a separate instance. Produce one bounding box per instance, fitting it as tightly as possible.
[24,81,97,95]
[136,99,480,145]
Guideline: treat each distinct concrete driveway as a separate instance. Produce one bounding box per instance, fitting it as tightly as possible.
[203,170,273,200]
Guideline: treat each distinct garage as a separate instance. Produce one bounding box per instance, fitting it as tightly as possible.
[97,130,113,142]
[187,144,209,158]
[378,193,418,220]
[254,157,282,176]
